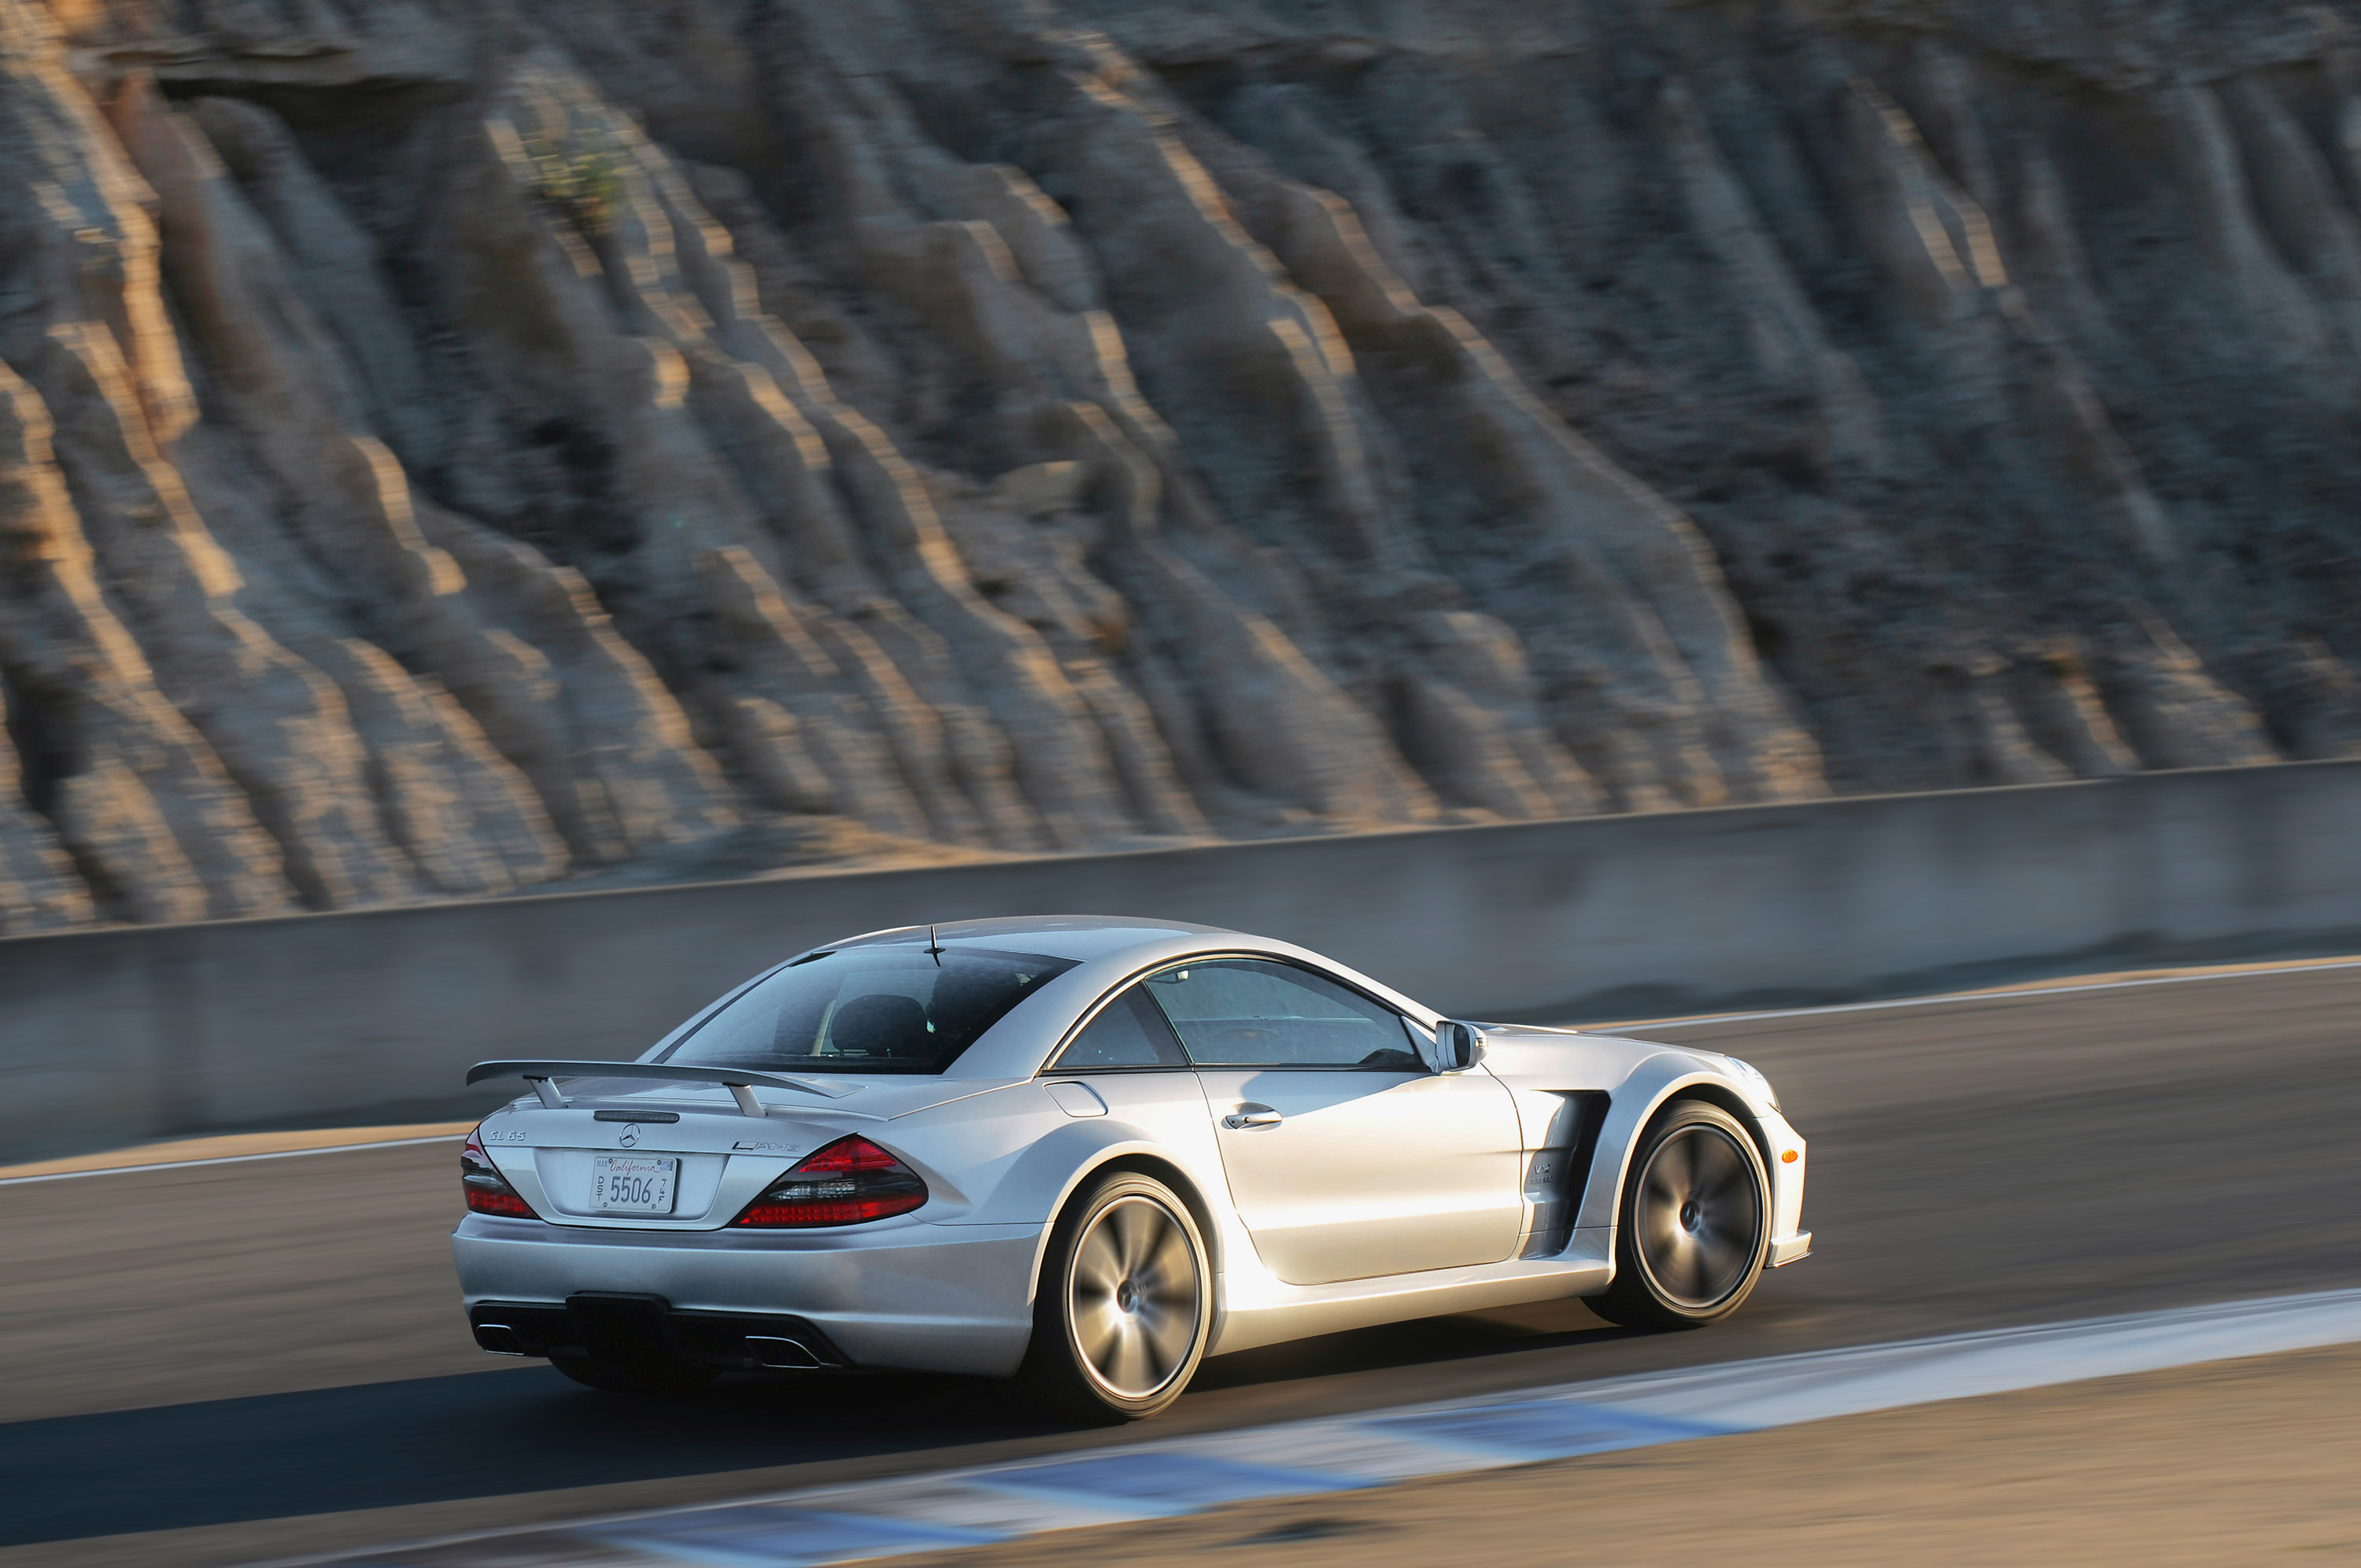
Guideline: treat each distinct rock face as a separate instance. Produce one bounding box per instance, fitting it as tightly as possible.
[0,0,2355,925]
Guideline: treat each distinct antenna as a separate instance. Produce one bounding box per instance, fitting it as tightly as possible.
[927,923,943,965]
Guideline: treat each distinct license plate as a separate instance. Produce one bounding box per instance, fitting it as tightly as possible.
[591,1156,677,1214]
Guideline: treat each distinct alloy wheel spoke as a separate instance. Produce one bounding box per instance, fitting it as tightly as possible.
[1666,1234,1708,1297]
[1690,1219,1747,1287]
[1074,1227,1123,1298]
[1103,1322,1154,1393]
[1650,1135,1696,1200]
[1688,1137,1745,1204]
[1109,1200,1159,1275]
[1142,1223,1192,1290]
[1073,1301,1122,1366]
[1138,1317,1178,1382]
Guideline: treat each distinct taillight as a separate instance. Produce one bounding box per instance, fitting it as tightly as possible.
[733,1135,926,1227]
[461,1127,535,1219]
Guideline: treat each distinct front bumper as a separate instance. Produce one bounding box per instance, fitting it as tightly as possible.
[451,1213,1044,1378]
[1769,1230,1813,1267]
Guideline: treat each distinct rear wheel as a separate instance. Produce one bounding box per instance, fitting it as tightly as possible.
[1587,1101,1769,1331]
[1009,1171,1211,1422]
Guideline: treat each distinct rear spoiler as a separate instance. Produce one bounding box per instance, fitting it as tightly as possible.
[466,1060,856,1117]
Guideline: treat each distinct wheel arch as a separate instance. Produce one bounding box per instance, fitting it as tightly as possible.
[1650,1082,1777,1179]
[1583,1067,1779,1237]
[1021,1145,1225,1309]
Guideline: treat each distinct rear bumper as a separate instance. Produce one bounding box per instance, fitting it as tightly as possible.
[471,1296,852,1371]
[451,1213,1043,1377]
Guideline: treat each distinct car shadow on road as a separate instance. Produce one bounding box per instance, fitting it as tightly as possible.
[0,1305,1646,1548]
[0,1366,1019,1547]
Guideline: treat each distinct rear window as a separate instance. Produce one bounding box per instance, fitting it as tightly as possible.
[658,946,1077,1075]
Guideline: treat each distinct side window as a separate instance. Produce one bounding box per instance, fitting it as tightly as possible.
[1047,987,1188,1071]
[1144,958,1422,1070]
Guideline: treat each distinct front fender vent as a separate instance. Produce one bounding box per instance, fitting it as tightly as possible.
[1520,1090,1610,1259]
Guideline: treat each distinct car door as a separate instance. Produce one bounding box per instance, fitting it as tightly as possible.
[1141,957,1524,1286]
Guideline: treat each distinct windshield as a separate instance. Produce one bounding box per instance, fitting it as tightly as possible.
[656,946,1077,1075]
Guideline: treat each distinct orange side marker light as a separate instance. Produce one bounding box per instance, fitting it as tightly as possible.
[1781,1150,1798,1164]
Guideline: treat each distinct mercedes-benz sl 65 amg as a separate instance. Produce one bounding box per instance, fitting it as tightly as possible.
[453,916,1811,1420]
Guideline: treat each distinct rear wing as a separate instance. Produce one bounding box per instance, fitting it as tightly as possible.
[466,1060,855,1117]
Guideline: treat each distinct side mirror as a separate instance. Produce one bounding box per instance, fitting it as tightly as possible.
[1436,1020,1487,1072]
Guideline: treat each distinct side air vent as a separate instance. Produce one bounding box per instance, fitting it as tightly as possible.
[1520,1090,1611,1259]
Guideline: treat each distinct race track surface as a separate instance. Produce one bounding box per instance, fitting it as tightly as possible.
[5,964,2358,1564]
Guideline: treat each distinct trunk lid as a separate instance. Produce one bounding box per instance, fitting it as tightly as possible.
[473,1076,1005,1228]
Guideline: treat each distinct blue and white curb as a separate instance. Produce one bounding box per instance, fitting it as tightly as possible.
[296,1286,2361,1567]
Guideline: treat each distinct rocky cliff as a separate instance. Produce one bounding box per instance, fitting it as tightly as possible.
[0,0,2355,929]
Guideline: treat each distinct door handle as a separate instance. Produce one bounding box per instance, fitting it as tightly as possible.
[1224,1105,1282,1130]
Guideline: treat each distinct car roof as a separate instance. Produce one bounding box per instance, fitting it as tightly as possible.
[789,917,1443,1079]
[832,915,1239,964]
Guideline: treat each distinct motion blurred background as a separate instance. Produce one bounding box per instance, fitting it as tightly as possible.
[6,0,2361,1562]
[7,0,2361,932]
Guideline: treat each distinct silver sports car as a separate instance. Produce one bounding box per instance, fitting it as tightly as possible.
[453,916,1811,1420]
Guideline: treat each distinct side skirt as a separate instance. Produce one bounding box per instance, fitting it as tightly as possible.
[1206,1230,1613,1357]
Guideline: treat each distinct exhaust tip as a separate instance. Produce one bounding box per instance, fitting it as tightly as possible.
[745,1334,823,1370]
[474,1323,527,1356]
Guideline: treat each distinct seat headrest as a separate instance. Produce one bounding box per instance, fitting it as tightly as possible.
[828,993,932,1058]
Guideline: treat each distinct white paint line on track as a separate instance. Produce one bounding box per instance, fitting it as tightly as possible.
[1592,954,2361,1031]
[1527,1287,2361,1430]
[270,1286,2361,1568]
[0,1134,463,1187]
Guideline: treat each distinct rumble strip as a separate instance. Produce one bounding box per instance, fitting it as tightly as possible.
[275,1286,2361,1566]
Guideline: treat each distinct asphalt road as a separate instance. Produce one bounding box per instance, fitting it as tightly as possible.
[6,963,2360,1565]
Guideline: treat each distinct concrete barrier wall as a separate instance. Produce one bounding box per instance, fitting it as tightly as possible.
[8,760,2361,1162]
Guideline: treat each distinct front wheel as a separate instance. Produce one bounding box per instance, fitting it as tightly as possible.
[1587,1100,1770,1332]
[1008,1170,1211,1422]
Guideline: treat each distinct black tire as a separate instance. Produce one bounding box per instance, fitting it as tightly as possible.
[549,1352,718,1395]
[1007,1170,1212,1423]
[1587,1100,1770,1332]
